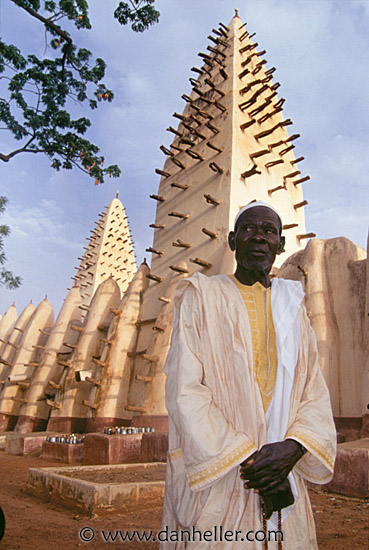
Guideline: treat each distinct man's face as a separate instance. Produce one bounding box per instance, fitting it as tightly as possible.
[228,206,285,273]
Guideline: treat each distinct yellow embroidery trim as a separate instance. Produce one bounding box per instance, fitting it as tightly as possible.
[228,275,278,412]
[188,439,256,489]
[286,430,335,470]
[168,448,182,461]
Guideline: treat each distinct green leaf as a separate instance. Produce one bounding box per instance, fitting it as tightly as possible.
[0,196,21,288]
[114,1,160,32]
[0,269,22,289]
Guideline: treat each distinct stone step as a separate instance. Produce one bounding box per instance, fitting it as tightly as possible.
[326,438,369,498]
[6,432,58,456]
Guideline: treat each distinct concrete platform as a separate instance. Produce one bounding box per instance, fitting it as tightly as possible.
[42,441,83,464]
[26,462,166,516]
[82,433,143,465]
[326,438,369,498]
[5,432,58,455]
[140,432,168,462]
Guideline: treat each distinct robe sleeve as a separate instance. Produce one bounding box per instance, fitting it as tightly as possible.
[285,307,336,484]
[164,282,257,492]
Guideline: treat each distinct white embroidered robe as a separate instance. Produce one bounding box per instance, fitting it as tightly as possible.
[161,274,336,549]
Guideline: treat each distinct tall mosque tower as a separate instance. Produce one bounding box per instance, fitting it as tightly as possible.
[113,12,313,427]
[0,196,137,432]
[148,12,309,288]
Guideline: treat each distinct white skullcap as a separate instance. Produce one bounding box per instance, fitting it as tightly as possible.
[234,201,282,230]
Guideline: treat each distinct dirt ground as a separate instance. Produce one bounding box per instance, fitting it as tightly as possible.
[0,450,368,550]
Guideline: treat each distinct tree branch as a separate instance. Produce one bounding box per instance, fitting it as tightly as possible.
[61,154,90,175]
[16,2,74,81]
[15,2,72,45]
[61,43,73,81]
[129,0,144,8]
[0,135,42,161]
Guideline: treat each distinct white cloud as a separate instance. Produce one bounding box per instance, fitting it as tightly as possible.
[322,134,369,180]
[3,200,81,251]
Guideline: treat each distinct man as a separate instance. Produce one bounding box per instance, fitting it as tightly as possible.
[162,201,336,549]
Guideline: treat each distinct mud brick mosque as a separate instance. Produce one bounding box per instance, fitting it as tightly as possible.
[0,13,368,498]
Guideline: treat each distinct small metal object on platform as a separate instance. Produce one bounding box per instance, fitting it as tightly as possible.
[103,426,155,436]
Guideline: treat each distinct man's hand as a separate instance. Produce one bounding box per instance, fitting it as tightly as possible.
[259,478,295,519]
[240,439,305,493]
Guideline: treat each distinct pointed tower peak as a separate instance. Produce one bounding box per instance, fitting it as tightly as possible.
[228,11,245,31]
[73,197,137,310]
[147,14,309,299]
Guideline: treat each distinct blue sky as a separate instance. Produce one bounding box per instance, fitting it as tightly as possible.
[1,0,368,316]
